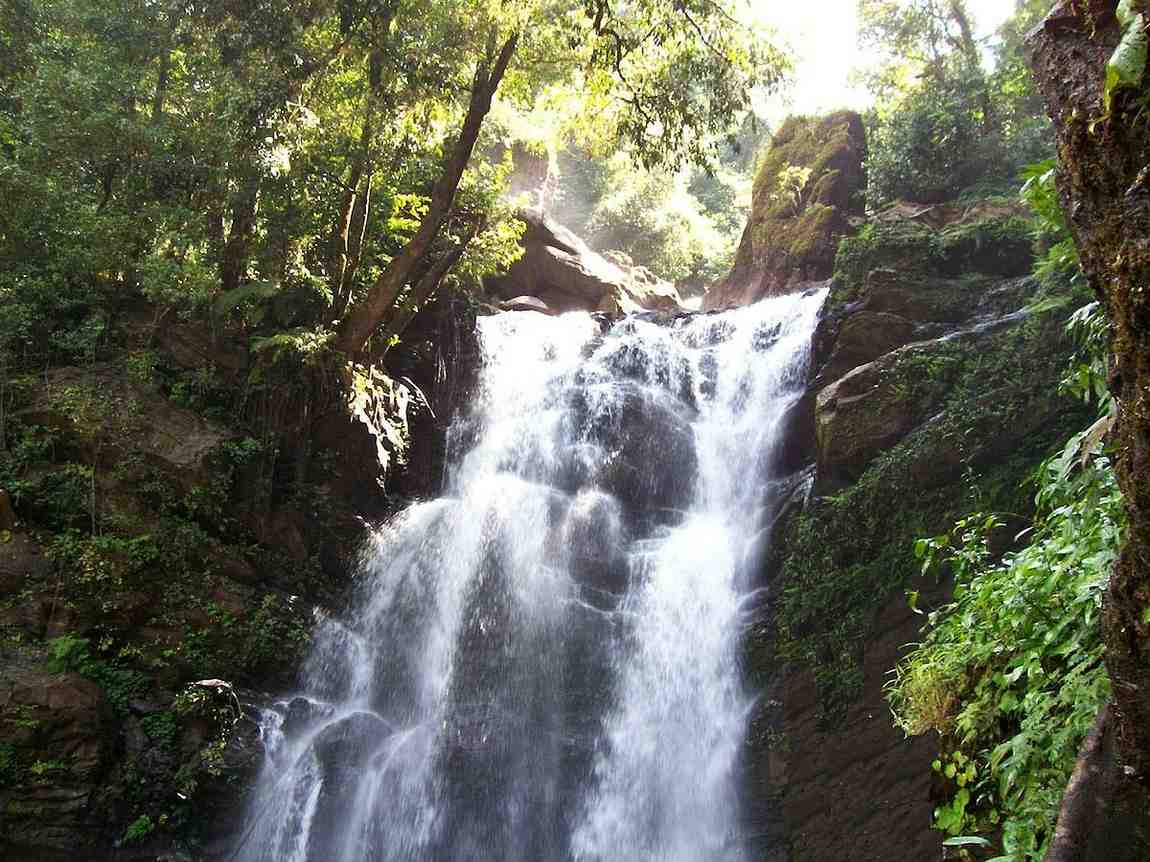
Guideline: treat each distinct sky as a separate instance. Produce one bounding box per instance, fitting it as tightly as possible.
[751,0,1017,124]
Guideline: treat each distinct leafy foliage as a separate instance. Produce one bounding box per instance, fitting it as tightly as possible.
[1104,0,1148,114]
[888,433,1119,859]
[1019,159,1082,291]
[858,0,1054,208]
[887,276,1121,858]
[46,635,150,714]
[0,0,785,367]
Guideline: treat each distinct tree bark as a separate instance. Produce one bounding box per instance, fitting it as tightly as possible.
[1030,0,1150,790]
[219,167,261,294]
[335,32,519,357]
[328,107,375,305]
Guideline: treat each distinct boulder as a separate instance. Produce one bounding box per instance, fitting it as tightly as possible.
[861,270,975,324]
[704,111,866,310]
[499,295,554,315]
[0,532,49,598]
[819,311,917,383]
[489,212,682,314]
[815,358,922,492]
[312,711,392,774]
[568,382,698,519]
[559,491,628,597]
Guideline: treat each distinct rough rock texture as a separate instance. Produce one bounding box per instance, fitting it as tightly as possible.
[0,669,114,860]
[488,212,682,314]
[704,111,866,310]
[0,289,474,860]
[742,209,1091,861]
[1029,0,1150,852]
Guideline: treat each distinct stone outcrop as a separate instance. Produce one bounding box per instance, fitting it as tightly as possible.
[704,111,866,310]
[488,212,682,315]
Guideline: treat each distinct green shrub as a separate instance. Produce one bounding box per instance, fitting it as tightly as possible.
[887,430,1120,859]
[121,814,154,844]
[46,635,149,714]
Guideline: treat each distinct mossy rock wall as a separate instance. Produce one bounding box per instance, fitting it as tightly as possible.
[741,210,1091,861]
[704,111,866,311]
[0,295,476,860]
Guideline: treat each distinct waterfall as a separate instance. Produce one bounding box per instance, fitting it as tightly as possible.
[235,288,826,862]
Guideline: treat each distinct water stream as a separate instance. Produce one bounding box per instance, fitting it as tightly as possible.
[236,288,826,862]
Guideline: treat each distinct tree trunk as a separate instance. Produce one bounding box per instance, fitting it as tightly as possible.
[1030,0,1150,808]
[376,222,481,354]
[946,0,996,131]
[335,32,519,357]
[328,103,375,302]
[219,168,261,294]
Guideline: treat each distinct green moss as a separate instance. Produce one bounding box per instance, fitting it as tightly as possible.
[742,112,864,274]
[832,221,940,303]
[831,212,1035,311]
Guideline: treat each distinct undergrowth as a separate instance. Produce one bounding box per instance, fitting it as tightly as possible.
[887,300,1120,859]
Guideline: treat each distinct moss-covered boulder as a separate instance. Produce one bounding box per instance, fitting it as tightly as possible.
[703,111,866,310]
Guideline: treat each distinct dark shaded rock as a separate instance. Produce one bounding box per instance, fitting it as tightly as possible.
[559,490,628,597]
[819,311,917,386]
[861,270,976,324]
[815,357,922,492]
[0,670,114,859]
[704,111,866,310]
[568,382,698,519]
[0,532,49,598]
[281,695,333,738]
[0,489,16,531]
[312,711,391,774]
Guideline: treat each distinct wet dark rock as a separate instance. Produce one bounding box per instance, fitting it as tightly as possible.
[0,670,115,858]
[819,311,917,384]
[568,381,698,518]
[313,711,392,774]
[282,696,330,738]
[559,491,628,595]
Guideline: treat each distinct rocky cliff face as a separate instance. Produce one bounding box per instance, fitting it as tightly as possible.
[0,296,476,860]
[741,201,1090,861]
[704,112,867,311]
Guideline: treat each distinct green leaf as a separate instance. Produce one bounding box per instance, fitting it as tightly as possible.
[943,836,993,848]
[1118,0,1143,29]
[1105,14,1148,113]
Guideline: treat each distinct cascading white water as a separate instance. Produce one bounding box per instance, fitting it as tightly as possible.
[235,288,826,862]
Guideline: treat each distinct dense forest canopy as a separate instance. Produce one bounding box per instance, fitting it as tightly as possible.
[0,0,785,364]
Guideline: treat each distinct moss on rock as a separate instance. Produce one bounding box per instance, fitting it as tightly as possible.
[704,111,867,310]
[778,301,1090,720]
